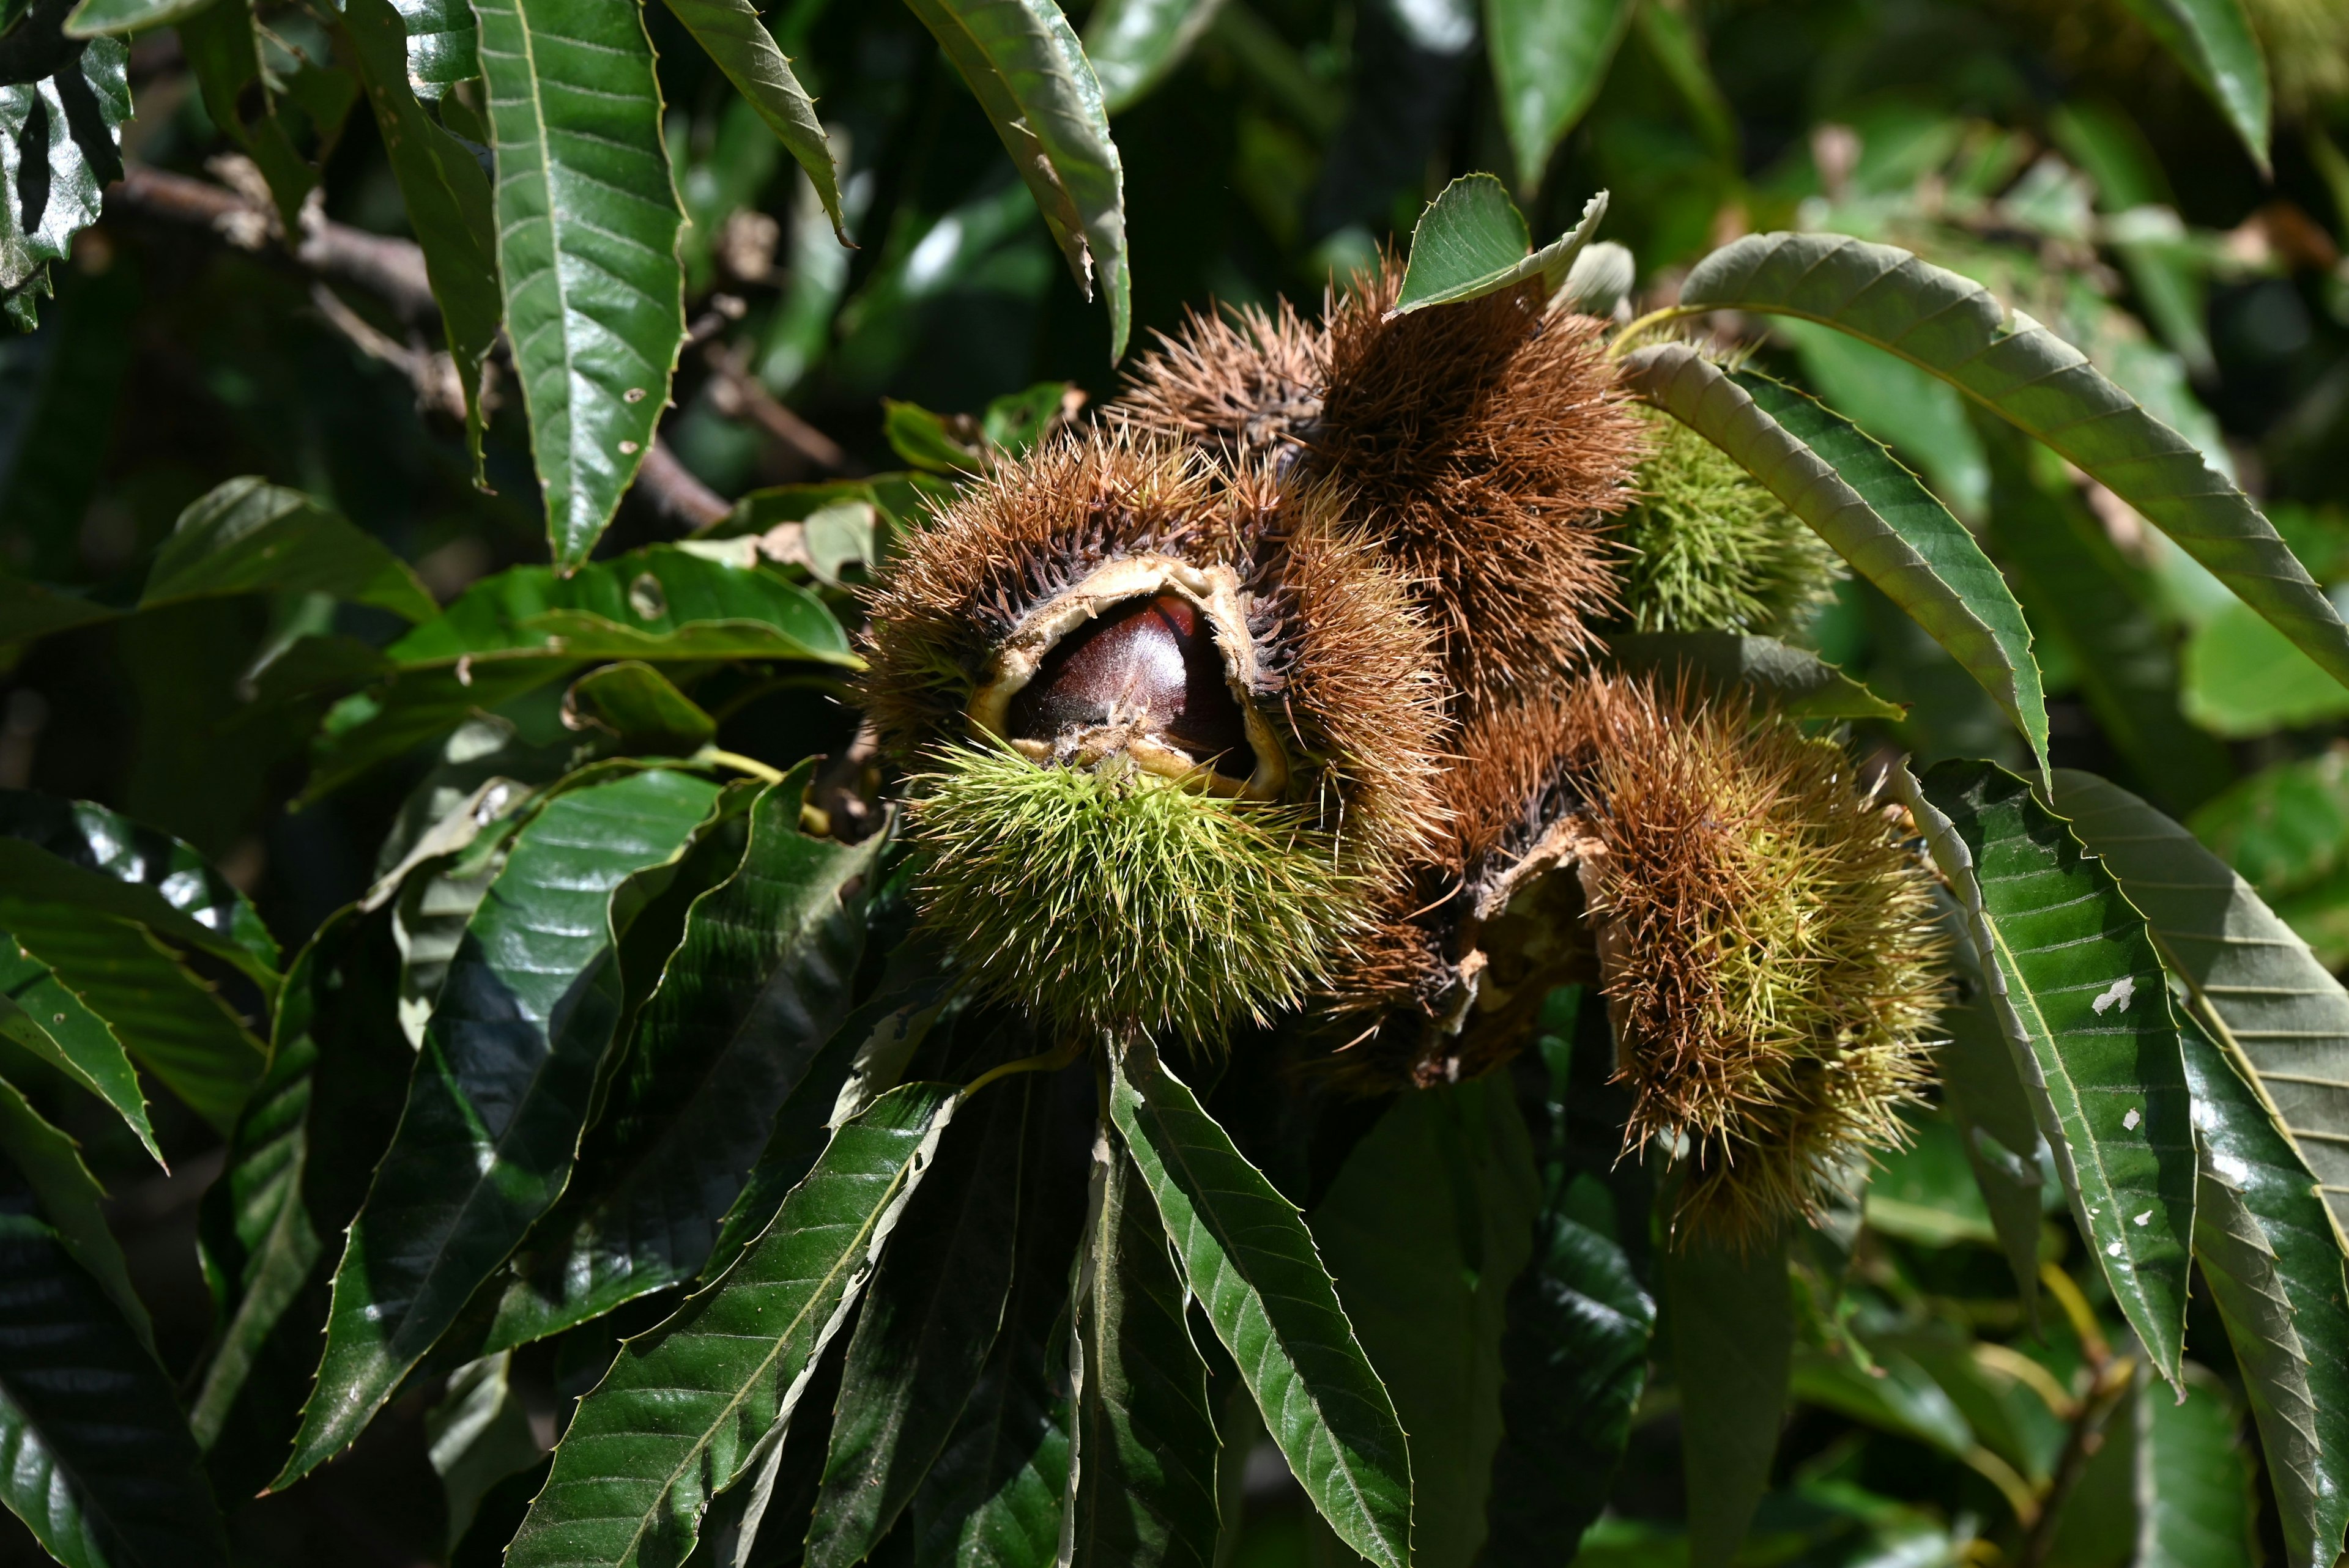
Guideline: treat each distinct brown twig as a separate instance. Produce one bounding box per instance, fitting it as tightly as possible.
[107,160,743,528]
[703,340,856,474]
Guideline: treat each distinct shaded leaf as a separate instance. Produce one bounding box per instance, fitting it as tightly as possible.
[910,1063,1093,1568]
[1665,1229,1789,1568]
[0,1160,226,1568]
[62,0,221,38]
[505,1081,961,1568]
[1621,342,2049,777]
[2137,1366,2260,1568]
[0,1074,147,1348]
[472,0,685,568]
[1084,0,1225,113]
[486,771,886,1349]
[564,662,718,755]
[901,0,1129,360]
[1062,1111,1220,1568]
[277,768,722,1485]
[2050,768,2349,1241]
[188,904,412,1499]
[664,0,846,243]
[389,0,476,97]
[1392,176,1606,313]
[2181,599,2349,738]
[2175,1020,2349,1568]
[1483,0,1632,196]
[1677,233,2349,695]
[1109,1035,1409,1568]
[1605,631,1904,721]
[1483,1182,1653,1566]
[808,1076,1027,1568]
[1932,897,2048,1318]
[2115,0,2269,171]
[0,931,158,1163]
[141,475,438,623]
[1310,1079,1538,1568]
[343,0,502,473]
[428,1352,549,1551]
[1980,427,2230,814]
[1899,761,2196,1386]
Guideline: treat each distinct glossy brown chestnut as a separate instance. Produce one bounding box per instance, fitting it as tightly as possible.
[1006,593,1255,776]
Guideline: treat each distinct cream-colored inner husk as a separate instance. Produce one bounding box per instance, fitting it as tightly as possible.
[965,555,1290,802]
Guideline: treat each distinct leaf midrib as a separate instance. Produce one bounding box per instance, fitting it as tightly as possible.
[1127,1078,1403,1568]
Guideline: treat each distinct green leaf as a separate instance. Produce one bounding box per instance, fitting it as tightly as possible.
[388,545,854,670]
[1483,0,1633,196]
[2189,751,2349,911]
[2137,1366,2260,1568]
[1861,1111,1998,1249]
[472,0,685,569]
[177,0,319,235]
[662,0,847,244]
[0,2,127,328]
[1311,1079,1540,1568]
[276,768,722,1485]
[343,0,502,476]
[487,772,886,1348]
[1063,1111,1221,1568]
[1789,1346,1974,1457]
[303,660,579,808]
[1083,0,1225,114]
[505,1081,962,1568]
[2049,769,2349,1243]
[187,904,410,1500]
[140,475,439,622]
[1604,631,1905,721]
[2181,599,2349,738]
[389,0,477,95]
[901,0,1130,361]
[2114,0,2269,172]
[1932,899,2048,1318]
[1392,176,1608,313]
[0,1167,227,1568]
[0,784,276,977]
[0,933,158,1163]
[1898,760,2197,1386]
[1483,1186,1654,1566]
[2176,1021,2349,1568]
[563,662,718,755]
[0,575,112,647]
[1621,342,2050,778]
[1675,233,2349,695]
[1664,1229,1789,1568]
[61,0,217,36]
[809,1076,1028,1568]
[0,1076,148,1348]
[1109,1035,1410,1568]
[0,898,265,1135]
[1981,429,2230,814]
[428,1352,549,1551]
[1774,319,1989,520]
[910,1067,1088,1568]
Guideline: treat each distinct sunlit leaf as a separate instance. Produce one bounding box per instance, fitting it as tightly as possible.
[1483,0,1632,196]
[1393,175,1606,312]
[1677,233,2349,697]
[2115,0,2269,171]
[663,0,847,243]
[1898,761,2196,1386]
[1605,631,1905,721]
[0,0,127,330]
[1622,343,2048,777]
[1110,1035,1409,1568]
[505,1081,961,1568]
[472,0,685,568]
[1083,0,1226,113]
[902,0,1129,360]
